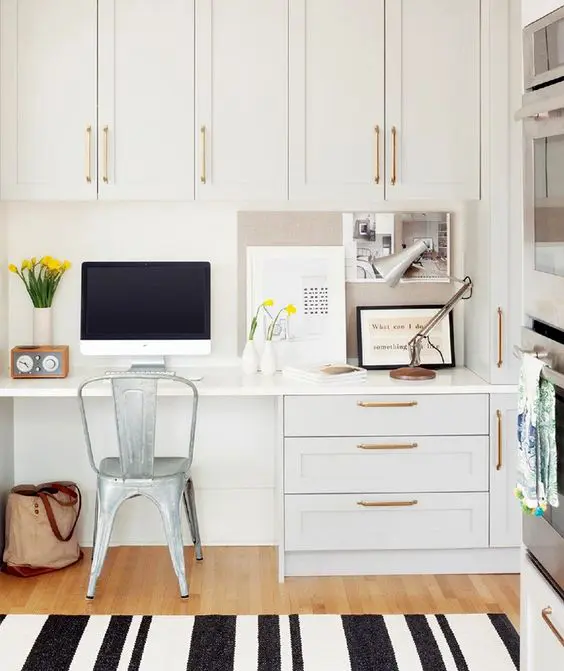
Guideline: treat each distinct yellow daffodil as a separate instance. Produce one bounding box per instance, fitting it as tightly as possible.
[266,303,298,341]
[285,304,297,315]
[262,298,274,307]
[9,254,71,307]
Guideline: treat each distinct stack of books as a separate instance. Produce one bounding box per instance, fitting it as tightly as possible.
[282,363,367,384]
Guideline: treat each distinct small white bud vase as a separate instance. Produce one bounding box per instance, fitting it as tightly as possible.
[241,339,259,375]
[260,341,277,375]
[33,307,53,345]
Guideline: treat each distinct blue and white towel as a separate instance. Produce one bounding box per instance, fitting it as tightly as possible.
[515,353,559,515]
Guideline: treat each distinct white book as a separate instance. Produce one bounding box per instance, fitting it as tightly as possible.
[282,363,367,384]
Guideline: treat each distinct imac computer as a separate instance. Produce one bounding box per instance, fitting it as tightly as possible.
[80,261,211,371]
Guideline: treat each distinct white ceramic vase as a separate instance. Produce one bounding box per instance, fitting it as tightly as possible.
[241,339,259,374]
[33,307,53,346]
[260,341,277,375]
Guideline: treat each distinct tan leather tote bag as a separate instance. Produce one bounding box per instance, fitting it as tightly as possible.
[3,482,83,577]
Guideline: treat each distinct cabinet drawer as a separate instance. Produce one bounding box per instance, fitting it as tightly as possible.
[284,394,488,437]
[284,436,488,494]
[284,492,488,551]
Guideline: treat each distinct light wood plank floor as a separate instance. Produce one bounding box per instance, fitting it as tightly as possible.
[0,547,520,629]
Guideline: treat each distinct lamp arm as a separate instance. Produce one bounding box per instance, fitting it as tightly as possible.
[407,276,472,364]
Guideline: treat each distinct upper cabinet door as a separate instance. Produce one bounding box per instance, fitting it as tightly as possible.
[98,0,195,201]
[385,0,480,201]
[0,0,97,200]
[195,0,288,201]
[289,0,385,204]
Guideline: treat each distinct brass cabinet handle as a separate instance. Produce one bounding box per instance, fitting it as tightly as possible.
[85,126,92,183]
[357,500,418,508]
[496,409,503,471]
[542,607,564,646]
[357,400,417,408]
[200,125,207,184]
[374,125,380,184]
[357,442,418,450]
[102,125,109,183]
[391,126,397,185]
[497,307,503,368]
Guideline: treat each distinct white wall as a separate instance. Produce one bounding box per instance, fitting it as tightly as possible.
[522,0,562,26]
[4,202,239,368]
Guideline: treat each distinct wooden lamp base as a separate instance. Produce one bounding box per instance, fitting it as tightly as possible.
[390,366,436,381]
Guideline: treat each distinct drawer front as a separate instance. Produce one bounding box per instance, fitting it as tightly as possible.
[285,492,489,551]
[284,436,489,494]
[284,394,488,437]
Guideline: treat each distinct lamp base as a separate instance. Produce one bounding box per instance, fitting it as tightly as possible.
[390,366,436,381]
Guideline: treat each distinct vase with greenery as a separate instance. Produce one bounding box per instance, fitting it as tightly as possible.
[9,256,71,345]
[242,298,273,374]
[260,303,297,375]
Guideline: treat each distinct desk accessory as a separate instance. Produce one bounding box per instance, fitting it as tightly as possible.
[8,256,71,345]
[364,240,472,380]
[11,345,69,379]
[282,363,367,384]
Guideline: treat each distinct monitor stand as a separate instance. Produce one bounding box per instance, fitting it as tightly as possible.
[125,357,203,382]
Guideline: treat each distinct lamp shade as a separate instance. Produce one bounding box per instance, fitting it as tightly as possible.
[372,240,429,287]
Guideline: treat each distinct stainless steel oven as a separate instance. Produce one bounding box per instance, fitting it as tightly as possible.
[524,5,564,90]
[521,321,564,599]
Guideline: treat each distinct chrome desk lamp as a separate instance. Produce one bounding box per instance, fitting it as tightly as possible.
[372,240,473,381]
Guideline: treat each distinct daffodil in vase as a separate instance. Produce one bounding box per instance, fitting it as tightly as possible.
[9,256,71,345]
[260,303,297,376]
[242,299,274,374]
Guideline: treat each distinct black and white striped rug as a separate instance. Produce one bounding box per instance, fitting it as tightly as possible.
[0,613,519,671]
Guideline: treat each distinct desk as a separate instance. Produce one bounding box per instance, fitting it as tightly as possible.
[0,367,520,579]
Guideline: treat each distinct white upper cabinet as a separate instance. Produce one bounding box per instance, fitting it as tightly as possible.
[195,0,288,201]
[288,0,386,204]
[385,0,480,201]
[98,0,195,200]
[0,0,97,200]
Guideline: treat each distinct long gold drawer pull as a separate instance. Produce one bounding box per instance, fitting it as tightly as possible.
[357,442,418,450]
[357,500,418,508]
[357,400,418,408]
[496,409,503,471]
[200,125,207,184]
[542,607,564,646]
[85,125,92,183]
[497,307,503,368]
[374,125,380,184]
[391,126,397,185]
[102,125,109,183]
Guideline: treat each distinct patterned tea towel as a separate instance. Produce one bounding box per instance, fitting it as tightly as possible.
[515,353,559,515]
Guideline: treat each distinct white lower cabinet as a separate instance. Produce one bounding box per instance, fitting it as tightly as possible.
[521,556,564,670]
[282,391,518,576]
[285,492,489,552]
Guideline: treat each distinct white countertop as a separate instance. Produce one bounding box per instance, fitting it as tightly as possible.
[0,366,517,398]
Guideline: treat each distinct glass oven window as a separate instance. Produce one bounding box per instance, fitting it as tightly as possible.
[534,135,564,277]
[533,18,564,78]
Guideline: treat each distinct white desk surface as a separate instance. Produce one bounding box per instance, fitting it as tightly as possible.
[0,366,516,398]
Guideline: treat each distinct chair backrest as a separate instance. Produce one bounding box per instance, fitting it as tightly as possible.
[77,373,199,479]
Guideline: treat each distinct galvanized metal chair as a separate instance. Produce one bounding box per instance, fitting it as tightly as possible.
[77,372,202,600]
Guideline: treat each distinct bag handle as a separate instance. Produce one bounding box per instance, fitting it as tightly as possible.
[37,483,82,543]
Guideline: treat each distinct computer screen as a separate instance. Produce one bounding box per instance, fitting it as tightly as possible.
[80,261,211,356]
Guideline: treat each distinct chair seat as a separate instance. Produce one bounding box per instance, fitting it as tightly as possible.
[99,457,190,479]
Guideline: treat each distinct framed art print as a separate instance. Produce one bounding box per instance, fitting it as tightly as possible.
[246,246,347,368]
[357,305,455,370]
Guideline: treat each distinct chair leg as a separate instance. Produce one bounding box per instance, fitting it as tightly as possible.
[91,489,99,561]
[183,477,203,561]
[156,489,189,598]
[87,483,125,600]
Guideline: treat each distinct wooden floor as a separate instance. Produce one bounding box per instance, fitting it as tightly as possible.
[0,547,520,629]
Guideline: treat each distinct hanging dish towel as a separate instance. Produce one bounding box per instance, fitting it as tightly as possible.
[515,353,559,515]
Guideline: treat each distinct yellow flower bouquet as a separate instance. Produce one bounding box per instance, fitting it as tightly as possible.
[9,256,71,308]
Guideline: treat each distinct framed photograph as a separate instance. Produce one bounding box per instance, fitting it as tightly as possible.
[246,246,347,368]
[356,305,455,370]
[342,211,451,283]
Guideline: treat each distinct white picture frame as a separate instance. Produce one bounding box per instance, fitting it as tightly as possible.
[246,246,347,368]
